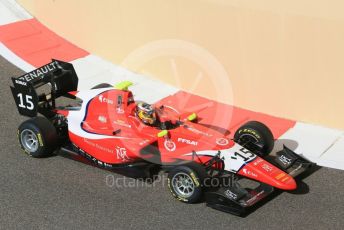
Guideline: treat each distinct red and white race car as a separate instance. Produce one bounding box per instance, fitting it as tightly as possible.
[10,60,313,215]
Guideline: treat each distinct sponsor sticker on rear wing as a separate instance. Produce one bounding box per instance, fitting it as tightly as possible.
[16,61,60,85]
[10,59,79,117]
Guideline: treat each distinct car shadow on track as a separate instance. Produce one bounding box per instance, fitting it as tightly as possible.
[270,138,322,194]
[273,139,299,153]
[242,163,321,217]
[238,138,321,217]
[56,138,321,217]
[242,164,321,216]
[57,149,161,180]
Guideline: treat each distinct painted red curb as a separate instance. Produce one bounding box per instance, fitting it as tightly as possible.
[0,18,88,67]
[157,91,296,139]
[0,18,295,140]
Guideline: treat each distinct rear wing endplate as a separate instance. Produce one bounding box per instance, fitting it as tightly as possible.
[10,59,78,117]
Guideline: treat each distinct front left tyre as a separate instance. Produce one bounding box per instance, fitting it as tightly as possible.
[167,163,207,203]
[18,117,58,158]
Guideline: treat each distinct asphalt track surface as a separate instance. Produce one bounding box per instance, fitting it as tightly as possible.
[1,56,344,230]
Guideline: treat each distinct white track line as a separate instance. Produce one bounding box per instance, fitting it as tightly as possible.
[71,55,179,103]
[0,0,32,25]
[317,135,344,169]
[274,122,344,169]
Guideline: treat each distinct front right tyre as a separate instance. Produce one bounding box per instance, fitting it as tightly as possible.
[234,120,274,156]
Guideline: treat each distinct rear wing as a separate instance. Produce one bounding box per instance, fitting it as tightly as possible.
[10,59,78,117]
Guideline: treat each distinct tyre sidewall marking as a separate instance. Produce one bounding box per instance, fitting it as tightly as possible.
[240,128,261,140]
[37,132,44,147]
[189,172,200,187]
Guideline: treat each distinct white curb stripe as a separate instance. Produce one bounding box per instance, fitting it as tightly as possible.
[274,122,344,169]
[0,0,32,25]
[71,55,179,103]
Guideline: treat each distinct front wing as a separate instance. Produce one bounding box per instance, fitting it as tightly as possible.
[204,146,314,216]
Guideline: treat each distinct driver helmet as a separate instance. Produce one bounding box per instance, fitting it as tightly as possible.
[136,102,156,125]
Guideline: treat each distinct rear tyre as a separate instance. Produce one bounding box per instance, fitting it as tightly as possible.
[18,117,58,158]
[168,163,207,203]
[91,83,112,89]
[234,121,274,156]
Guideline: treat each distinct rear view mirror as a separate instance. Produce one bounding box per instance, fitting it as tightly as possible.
[157,130,168,137]
[187,113,197,122]
[114,81,133,91]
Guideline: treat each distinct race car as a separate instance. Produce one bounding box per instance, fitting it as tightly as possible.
[10,60,314,216]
